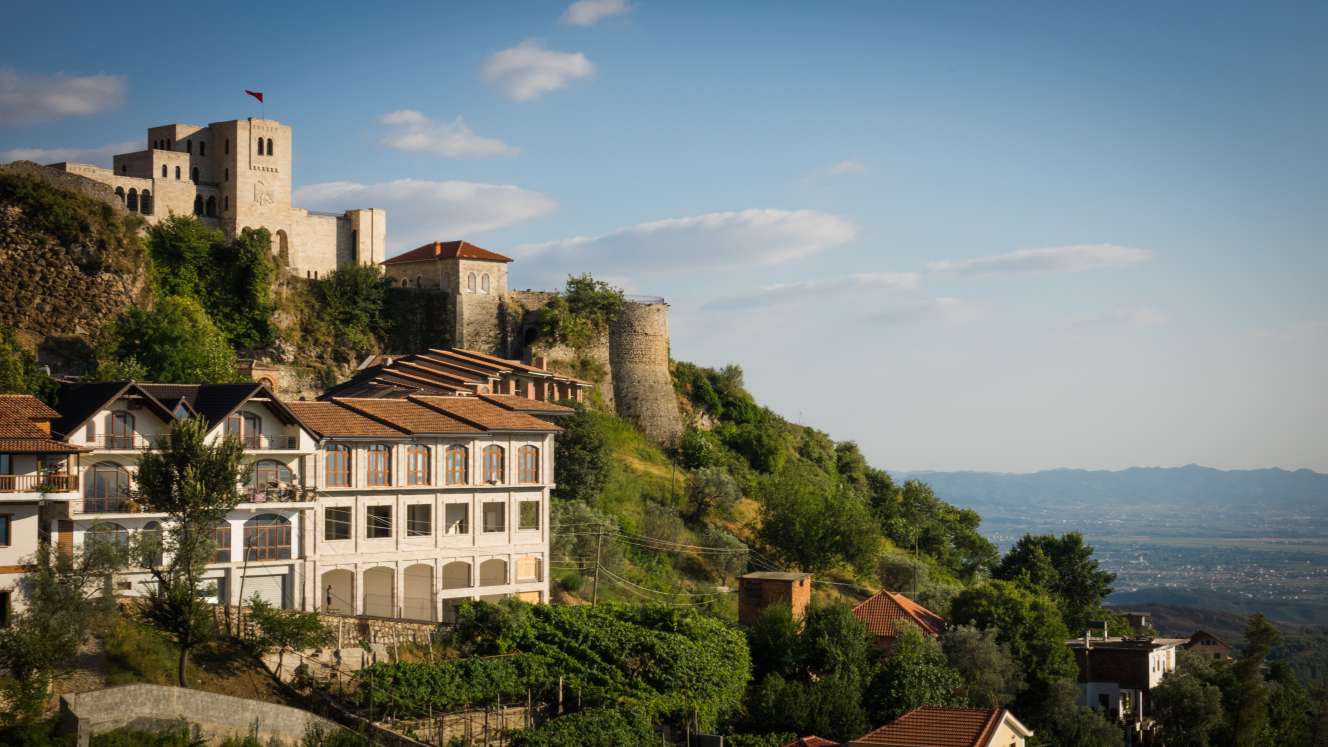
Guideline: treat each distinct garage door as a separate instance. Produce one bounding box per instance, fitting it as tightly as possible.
[244,574,285,609]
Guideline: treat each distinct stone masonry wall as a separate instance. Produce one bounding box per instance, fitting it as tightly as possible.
[609,303,683,445]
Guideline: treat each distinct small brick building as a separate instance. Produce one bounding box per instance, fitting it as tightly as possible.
[738,571,811,627]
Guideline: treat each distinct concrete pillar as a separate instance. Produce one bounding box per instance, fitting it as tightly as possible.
[394,561,405,619]
[353,565,364,616]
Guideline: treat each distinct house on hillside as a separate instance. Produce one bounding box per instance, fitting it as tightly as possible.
[844,706,1033,747]
[0,394,86,621]
[850,589,946,653]
[1066,633,1186,727]
[327,347,590,407]
[1183,630,1232,662]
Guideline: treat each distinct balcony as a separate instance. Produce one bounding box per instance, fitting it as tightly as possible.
[234,434,300,451]
[92,434,150,450]
[80,496,137,514]
[0,474,79,493]
[240,484,316,505]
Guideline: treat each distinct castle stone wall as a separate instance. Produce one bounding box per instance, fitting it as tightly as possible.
[609,303,683,445]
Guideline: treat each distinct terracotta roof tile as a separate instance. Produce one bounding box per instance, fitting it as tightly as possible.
[284,401,406,438]
[0,437,86,454]
[333,398,483,435]
[852,707,1004,747]
[478,394,574,414]
[783,737,839,747]
[382,240,513,265]
[851,590,946,640]
[0,394,59,421]
[410,396,560,432]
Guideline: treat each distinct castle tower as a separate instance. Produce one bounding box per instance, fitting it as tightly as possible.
[610,301,684,445]
[381,240,513,354]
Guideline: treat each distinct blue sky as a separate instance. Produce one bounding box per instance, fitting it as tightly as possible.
[4,1,1325,471]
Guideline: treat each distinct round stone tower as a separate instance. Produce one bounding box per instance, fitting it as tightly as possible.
[609,301,684,445]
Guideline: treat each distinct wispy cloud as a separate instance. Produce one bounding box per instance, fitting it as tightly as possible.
[561,0,631,26]
[483,41,594,101]
[1066,306,1169,328]
[0,140,137,167]
[829,159,867,175]
[0,68,126,126]
[513,208,855,284]
[928,244,1152,275]
[378,110,518,157]
[875,297,987,326]
[706,272,919,311]
[294,179,556,252]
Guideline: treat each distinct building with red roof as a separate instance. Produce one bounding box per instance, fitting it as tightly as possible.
[851,589,946,654]
[845,706,1033,747]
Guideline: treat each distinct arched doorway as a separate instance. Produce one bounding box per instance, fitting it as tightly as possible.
[362,566,394,618]
[321,568,354,615]
[442,560,471,590]
[402,564,434,621]
[275,230,290,266]
[479,558,508,587]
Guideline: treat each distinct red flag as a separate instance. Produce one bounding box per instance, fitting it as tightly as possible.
[244,89,264,103]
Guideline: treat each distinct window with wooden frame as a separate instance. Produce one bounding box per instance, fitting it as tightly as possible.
[366,505,392,539]
[226,411,262,448]
[517,445,540,483]
[482,445,505,484]
[482,501,505,533]
[406,444,430,486]
[324,506,351,541]
[406,504,432,537]
[445,445,468,485]
[325,444,351,487]
[243,514,291,561]
[367,444,392,486]
[106,411,134,449]
[0,514,11,546]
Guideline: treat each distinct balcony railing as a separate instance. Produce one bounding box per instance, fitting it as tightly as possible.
[93,433,300,450]
[93,434,150,450]
[0,474,78,493]
[230,434,299,450]
[241,484,316,504]
[81,496,136,513]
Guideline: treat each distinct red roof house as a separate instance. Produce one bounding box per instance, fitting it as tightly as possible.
[846,707,1033,747]
[851,590,946,653]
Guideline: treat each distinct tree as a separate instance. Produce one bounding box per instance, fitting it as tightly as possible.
[249,595,333,676]
[308,263,389,358]
[643,501,683,543]
[553,405,611,504]
[797,602,877,688]
[949,580,1078,726]
[1032,680,1124,747]
[747,673,872,743]
[746,604,802,680]
[686,466,741,520]
[757,462,880,574]
[679,427,725,469]
[723,422,785,474]
[537,274,625,350]
[1231,613,1280,745]
[550,500,623,576]
[134,416,246,686]
[0,326,58,402]
[1152,670,1224,747]
[103,295,238,383]
[865,624,964,722]
[701,525,747,584]
[0,542,125,724]
[942,625,1025,709]
[1266,662,1314,747]
[994,533,1115,633]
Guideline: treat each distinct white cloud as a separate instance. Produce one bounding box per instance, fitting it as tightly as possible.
[378,110,518,157]
[294,179,556,252]
[482,41,595,101]
[829,159,867,175]
[706,272,919,311]
[875,297,987,325]
[0,140,137,167]
[928,244,1152,275]
[0,68,126,126]
[561,0,631,25]
[513,208,855,282]
[1066,306,1169,328]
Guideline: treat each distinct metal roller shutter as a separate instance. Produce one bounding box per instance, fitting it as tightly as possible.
[243,574,285,609]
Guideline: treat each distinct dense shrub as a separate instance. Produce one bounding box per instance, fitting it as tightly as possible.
[553,405,612,504]
[0,326,57,402]
[101,296,238,383]
[508,707,655,747]
[536,274,625,350]
[0,171,143,273]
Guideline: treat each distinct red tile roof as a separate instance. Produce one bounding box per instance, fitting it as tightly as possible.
[851,590,946,640]
[284,401,407,438]
[0,394,85,452]
[382,240,513,265]
[0,394,59,421]
[410,395,560,432]
[334,398,483,435]
[479,394,574,415]
[783,737,839,747]
[852,707,1007,747]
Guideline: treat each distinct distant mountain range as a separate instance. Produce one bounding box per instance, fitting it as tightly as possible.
[896,464,1328,511]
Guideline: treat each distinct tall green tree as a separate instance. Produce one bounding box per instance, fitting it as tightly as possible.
[942,625,1026,709]
[1231,614,1280,746]
[134,416,246,686]
[757,462,880,574]
[994,532,1116,632]
[552,405,611,504]
[797,602,877,688]
[686,466,741,520]
[103,295,238,383]
[865,624,964,722]
[0,326,57,402]
[248,595,332,676]
[1152,669,1225,747]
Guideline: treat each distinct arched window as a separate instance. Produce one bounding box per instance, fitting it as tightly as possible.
[141,521,164,567]
[85,462,130,513]
[193,195,204,216]
[205,195,216,217]
[186,139,192,154]
[367,444,392,486]
[126,189,138,212]
[266,138,275,156]
[244,514,291,561]
[86,522,128,551]
[406,445,430,486]
[140,190,152,215]
[252,459,292,490]
[518,445,540,483]
[415,276,422,288]
[325,444,351,487]
[191,167,199,183]
[114,187,125,204]
[445,445,468,485]
[107,411,135,449]
[199,142,206,156]
[482,445,505,484]
[275,230,290,265]
[161,164,167,178]
[175,165,181,180]
[257,138,265,156]
[467,273,477,292]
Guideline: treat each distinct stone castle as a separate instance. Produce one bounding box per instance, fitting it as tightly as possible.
[45,117,385,277]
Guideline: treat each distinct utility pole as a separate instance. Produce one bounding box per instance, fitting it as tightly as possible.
[591,528,604,606]
[912,536,919,596]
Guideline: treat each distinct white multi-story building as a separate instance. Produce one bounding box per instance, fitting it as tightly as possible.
[19,382,561,623]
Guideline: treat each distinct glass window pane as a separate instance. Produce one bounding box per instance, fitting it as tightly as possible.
[518,501,540,531]
[324,506,351,541]
[367,505,392,539]
[407,504,431,537]
[482,502,505,533]
[445,504,469,535]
